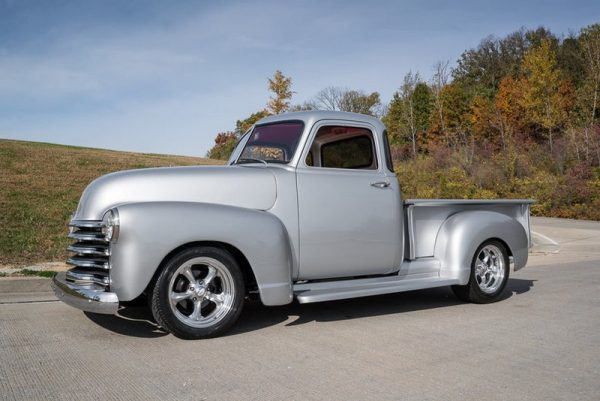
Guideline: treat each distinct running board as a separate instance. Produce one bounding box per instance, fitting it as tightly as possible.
[293,275,461,304]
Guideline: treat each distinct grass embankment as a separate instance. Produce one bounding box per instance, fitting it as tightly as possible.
[0,139,221,266]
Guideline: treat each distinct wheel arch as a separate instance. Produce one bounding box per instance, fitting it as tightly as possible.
[434,210,528,284]
[145,240,258,298]
[484,237,513,258]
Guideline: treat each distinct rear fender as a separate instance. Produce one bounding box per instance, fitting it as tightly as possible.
[434,210,528,284]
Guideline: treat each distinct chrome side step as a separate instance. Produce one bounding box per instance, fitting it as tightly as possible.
[293,275,461,304]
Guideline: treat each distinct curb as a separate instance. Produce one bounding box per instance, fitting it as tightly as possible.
[530,231,560,254]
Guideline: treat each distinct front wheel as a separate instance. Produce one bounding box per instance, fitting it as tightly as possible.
[150,246,245,339]
[451,240,510,304]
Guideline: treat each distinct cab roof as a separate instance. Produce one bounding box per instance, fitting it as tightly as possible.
[256,110,385,133]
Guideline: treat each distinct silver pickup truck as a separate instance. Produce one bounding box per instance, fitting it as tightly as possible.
[52,111,532,339]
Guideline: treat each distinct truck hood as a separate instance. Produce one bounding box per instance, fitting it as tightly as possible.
[74,165,277,220]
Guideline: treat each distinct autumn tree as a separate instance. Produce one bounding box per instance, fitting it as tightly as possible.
[208,70,293,159]
[579,24,600,125]
[470,95,498,144]
[577,23,600,163]
[441,83,473,158]
[521,39,572,151]
[429,61,473,153]
[207,132,238,160]
[382,92,404,144]
[267,70,293,114]
[494,76,529,147]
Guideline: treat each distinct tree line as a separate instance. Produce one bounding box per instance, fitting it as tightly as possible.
[208,23,600,220]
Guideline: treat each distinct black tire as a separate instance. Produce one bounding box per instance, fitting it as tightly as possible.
[150,246,245,339]
[451,239,510,304]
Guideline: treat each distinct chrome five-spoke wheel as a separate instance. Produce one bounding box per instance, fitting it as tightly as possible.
[150,246,245,339]
[168,257,235,328]
[474,244,505,294]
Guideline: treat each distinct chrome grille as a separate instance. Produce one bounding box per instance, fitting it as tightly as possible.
[66,220,110,289]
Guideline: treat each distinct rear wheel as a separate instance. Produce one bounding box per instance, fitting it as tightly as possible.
[451,240,509,304]
[150,246,245,339]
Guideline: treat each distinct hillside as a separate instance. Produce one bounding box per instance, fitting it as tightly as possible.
[0,139,222,266]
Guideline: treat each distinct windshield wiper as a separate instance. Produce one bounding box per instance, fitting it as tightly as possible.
[235,158,268,166]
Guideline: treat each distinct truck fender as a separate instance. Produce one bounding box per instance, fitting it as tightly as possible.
[434,210,528,284]
[109,201,294,306]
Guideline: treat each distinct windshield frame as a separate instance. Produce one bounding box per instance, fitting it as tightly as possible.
[227,130,251,165]
[233,120,305,165]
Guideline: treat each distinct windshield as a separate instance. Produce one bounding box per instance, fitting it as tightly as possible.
[236,121,305,164]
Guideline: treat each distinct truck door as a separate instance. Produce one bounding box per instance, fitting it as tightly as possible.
[295,121,403,280]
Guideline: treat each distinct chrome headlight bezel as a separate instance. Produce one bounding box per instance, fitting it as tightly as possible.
[102,208,120,243]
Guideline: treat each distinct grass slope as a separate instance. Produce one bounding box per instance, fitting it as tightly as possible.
[0,139,221,266]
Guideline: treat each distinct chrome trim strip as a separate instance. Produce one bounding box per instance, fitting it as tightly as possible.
[67,257,109,270]
[405,199,535,206]
[51,272,118,315]
[69,220,104,228]
[67,244,110,257]
[68,231,108,242]
[66,271,110,286]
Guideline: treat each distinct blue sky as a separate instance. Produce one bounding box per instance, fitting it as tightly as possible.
[1,0,598,156]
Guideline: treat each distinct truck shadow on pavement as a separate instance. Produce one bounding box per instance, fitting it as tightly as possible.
[84,278,535,339]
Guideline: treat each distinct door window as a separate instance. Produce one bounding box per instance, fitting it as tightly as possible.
[306,126,378,170]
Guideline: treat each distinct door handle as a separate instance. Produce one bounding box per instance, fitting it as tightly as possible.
[370,181,390,188]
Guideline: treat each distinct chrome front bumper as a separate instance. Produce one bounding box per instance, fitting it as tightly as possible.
[51,272,119,314]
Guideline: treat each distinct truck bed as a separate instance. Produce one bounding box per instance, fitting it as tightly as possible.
[404,199,533,260]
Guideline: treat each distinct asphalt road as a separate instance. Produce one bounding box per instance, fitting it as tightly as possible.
[1,217,599,401]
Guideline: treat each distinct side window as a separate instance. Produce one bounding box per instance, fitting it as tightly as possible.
[306,126,377,170]
[322,136,374,169]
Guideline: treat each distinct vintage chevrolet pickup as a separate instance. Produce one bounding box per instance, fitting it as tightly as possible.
[52,111,533,339]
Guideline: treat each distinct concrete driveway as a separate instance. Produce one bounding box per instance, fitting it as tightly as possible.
[1,217,599,401]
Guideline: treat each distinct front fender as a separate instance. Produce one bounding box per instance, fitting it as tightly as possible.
[434,210,528,284]
[109,202,293,306]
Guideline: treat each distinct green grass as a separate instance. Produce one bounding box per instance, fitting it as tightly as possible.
[19,269,58,278]
[0,139,222,266]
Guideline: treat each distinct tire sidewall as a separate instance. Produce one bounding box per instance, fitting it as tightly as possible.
[152,246,245,339]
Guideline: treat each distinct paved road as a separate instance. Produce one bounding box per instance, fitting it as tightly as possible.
[1,218,599,401]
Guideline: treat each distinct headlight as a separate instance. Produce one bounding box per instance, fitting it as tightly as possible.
[102,209,120,242]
